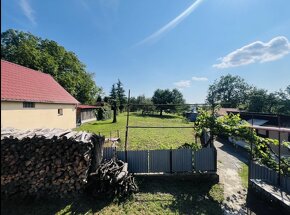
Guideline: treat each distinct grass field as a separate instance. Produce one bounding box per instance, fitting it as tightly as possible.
[1,177,224,215]
[76,112,196,150]
[238,163,249,188]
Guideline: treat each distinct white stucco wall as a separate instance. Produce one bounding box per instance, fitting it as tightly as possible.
[1,101,77,129]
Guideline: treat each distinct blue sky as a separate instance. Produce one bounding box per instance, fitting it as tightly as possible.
[2,0,290,103]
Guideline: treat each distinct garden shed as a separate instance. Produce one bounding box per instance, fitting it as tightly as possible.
[77,105,97,125]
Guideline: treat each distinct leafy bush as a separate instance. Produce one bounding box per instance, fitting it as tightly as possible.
[194,109,290,175]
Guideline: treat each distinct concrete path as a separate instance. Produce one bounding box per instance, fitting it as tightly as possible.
[215,140,248,214]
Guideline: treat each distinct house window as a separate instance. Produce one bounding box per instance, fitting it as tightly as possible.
[23,102,35,108]
[58,109,63,115]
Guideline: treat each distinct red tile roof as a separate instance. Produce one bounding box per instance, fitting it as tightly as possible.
[77,105,98,109]
[1,60,79,104]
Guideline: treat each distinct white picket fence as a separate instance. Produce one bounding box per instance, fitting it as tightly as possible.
[102,147,216,173]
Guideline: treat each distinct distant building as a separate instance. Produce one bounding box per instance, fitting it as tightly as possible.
[224,110,290,156]
[184,107,198,122]
[226,110,290,141]
[216,108,240,117]
[76,105,98,125]
[1,60,79,129]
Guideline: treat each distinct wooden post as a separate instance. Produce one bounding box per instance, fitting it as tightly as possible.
[124,90,131,162]
[249,114,254,186]
[170,147,173,174]
[251,115,254,159]
[91,135,105,172]
[278,115,281,186]
[210,103,215,147]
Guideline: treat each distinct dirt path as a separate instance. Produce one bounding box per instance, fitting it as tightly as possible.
[215,140,248,214]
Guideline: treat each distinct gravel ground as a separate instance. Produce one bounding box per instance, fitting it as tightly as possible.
[215,140,247,214]
[215,139,289,215]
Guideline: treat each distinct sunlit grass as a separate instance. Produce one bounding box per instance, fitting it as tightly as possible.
[2,178,224,215]
[76,112,196,150]
[239,163,249,188]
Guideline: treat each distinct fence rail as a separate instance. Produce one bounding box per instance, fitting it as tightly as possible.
[103,147,215,174]
[194,147,216,172]
[250,161,290,192]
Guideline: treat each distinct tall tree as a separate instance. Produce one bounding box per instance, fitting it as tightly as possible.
[116,79,126,112]
[206,74,251,108]
[247,88,269,112]
[275,85,290,115]
[109,84,117,123]
[1,29,102,104]
[152,88,185,116]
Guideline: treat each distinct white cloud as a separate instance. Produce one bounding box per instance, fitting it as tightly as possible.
[192,76,208,81]
[174,80,191,89]
[213,36,290,69]
[136,0,204,46]
[19,0,36,25]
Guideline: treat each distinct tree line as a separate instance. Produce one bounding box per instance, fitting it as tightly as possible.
[2,29,288,118]
[1,29,102,104]
[99,84,188,123]
[207,74,290,115]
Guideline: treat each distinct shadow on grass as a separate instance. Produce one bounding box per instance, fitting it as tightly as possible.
[136,176,224,215]
[1,194,113,215]
[91,122,114,126]
[1,176,223,215]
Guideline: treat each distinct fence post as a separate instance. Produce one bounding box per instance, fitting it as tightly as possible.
[124,90,131,162]
[214,147,217,172]
[278,115,281,186]
[90,135,105,172]
[170,148,173,173]
[248,114,254,186]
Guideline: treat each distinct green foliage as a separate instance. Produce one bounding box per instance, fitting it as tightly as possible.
[194,109,290,175]
[116,79,126,112]
[109,84,117,101]
[152,88,186,116]
[96,105,112,121]
[206,74,290,115]
[206,74,251,108]
[1,29,102,104]
[178,142,201,151]
[109,84,118,123]
[247,88,269,112]
[96,96,102,102]
[129,95,155,114]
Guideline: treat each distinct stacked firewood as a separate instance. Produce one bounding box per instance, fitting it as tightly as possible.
[87,158,138,198]
[1,128,104,197]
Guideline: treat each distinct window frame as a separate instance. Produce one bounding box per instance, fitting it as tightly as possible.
[58,108,63,116]
[23,102,35,108]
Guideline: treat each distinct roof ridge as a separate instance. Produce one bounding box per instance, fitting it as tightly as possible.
[1,60,80,104]
[1,59,50,76]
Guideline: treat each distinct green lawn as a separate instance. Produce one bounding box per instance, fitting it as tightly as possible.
[238,163,249,188]
[76,113,196,150]
[1,177,224,215]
